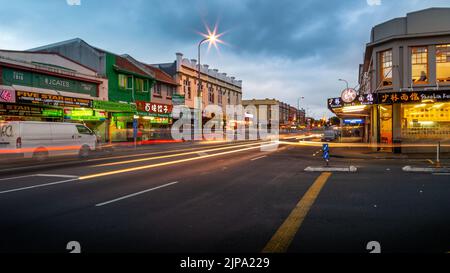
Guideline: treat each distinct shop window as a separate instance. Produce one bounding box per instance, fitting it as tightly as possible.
[401,102,450,140]
[411,47,428,84]
[436,44,450,83]
[380,50,393,86]
[379,105,393,147]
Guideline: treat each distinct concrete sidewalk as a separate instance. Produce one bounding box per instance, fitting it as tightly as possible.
[330,147,450,160]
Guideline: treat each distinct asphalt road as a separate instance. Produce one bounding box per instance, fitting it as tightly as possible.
[0,137,449,253]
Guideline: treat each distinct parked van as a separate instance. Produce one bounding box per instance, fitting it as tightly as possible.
[0,121,97,160]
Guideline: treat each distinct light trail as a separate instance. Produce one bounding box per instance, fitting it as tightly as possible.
[79,142,276,180]
[92,141,271,168]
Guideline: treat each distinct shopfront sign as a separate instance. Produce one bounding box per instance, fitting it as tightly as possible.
[2,68,98,96]
[378,90,450,104]
[343,119,364,125]
[92,100,137,112]
[0,89,15,103]
[328,93,376,109]
[172,94,185,106]
[0,103,63,117]
[341,88,358,103]
[64,108,106,121]
[16,91,92,108]
[136,101,172,116]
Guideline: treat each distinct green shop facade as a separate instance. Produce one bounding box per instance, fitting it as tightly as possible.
[30,38,160,143]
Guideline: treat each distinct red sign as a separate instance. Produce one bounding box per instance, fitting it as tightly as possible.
[136,101,172,115]
[0,89,16,103]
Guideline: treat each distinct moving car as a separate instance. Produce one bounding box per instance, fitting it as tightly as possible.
[321,129,338,142]
[0,121,97,160]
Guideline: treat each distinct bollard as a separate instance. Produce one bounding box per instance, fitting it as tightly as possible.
[436,141,441,168]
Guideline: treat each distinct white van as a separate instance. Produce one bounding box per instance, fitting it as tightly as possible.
[0,121,97,160]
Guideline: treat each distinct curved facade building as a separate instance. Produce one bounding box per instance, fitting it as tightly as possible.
[331,8,450,153]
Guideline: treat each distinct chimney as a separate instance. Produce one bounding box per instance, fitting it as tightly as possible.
[190,59,197,66]
[176,52,183,72]
[213,69,219,72]
[231,77,236,80]
[203,64,209,69]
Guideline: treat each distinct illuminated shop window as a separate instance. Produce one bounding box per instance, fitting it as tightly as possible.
[401,102,450,140]
[436,44,450,83]
[380,50,393,86]
[411,47,428,84]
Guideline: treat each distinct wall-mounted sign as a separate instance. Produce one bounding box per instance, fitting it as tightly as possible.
[0,103,63,117]
[328,93,376,109]
[341,88,358,103]
[136,101,172,116]
[92,100,136,112]
[343,119,364,125]
[16,91,92,108]
[379,90,450,104]
[0,89,15,103]
[64,108,106,121]
[2,68,98,97]
[172,94,185,106]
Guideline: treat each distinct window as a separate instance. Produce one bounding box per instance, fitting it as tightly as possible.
[135,78,148,92]
[227,90,231,104]
[118,74,127,89]
[380,50,393,86]
[218,89,222,105]
[154,82,162,96]
[76,125,94,135]
[436,44,450,83]
[167,86,174,97]
[183,79,191,99]
[411,47,428,84]
[208,86,214,103]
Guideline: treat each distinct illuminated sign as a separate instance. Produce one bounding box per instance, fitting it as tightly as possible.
[0,89,15,103]
[16,91,92,108]
[136,101,172,116]
[341,88,357,103]
[328,93,376,109]
[379,91,450,104]
[64,109,106,121]
[343,119,364,125]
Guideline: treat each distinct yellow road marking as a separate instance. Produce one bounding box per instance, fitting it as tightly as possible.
[427,159,434,165]
[262,172,332,253]
[80,143,276,180]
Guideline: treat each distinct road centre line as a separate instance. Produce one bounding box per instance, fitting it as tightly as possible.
[0,174,38,181]
[92,141,272,168]
[80,143,277,180]
[262,172,332,253]
[251,155,267,161]
[95,181,179,207]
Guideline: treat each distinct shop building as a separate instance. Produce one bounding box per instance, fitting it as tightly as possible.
[0,50,108,139]
[30,38,156,143]
[242,98,305,131]
[329,8,450,152]
[153,52,242,126]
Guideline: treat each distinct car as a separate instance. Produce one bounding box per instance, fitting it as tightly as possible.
[0,121,97,161]
[321,129,338,142]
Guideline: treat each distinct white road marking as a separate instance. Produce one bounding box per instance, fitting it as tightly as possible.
[304,166,357,172]
[0,174,38,181]
[35,174,79,178]
[0,178,79,194]
[432,173,450,176]
[95,181,179,207]
[251,155,267,161]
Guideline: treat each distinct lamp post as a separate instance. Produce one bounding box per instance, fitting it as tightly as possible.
[338,78,349,90]
[195,34,218,140]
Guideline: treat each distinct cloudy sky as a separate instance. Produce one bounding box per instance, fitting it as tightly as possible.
[1,0,450,118]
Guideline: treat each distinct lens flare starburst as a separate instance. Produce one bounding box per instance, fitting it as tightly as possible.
[198,23,227,53]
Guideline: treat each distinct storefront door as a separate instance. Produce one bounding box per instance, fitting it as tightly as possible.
[379,105,393,151]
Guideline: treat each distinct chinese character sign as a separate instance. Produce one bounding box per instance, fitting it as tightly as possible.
[136,101,173,115]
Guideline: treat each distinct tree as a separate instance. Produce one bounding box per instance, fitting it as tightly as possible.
[328,116,340,126]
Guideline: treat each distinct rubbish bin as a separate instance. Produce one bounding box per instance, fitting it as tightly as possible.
[393,139,402,154]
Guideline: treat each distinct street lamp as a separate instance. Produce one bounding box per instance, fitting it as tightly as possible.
[338,78,349,90]
[196,33,219,139]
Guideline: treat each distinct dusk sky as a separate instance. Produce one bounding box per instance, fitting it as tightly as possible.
[1,0,450,118]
